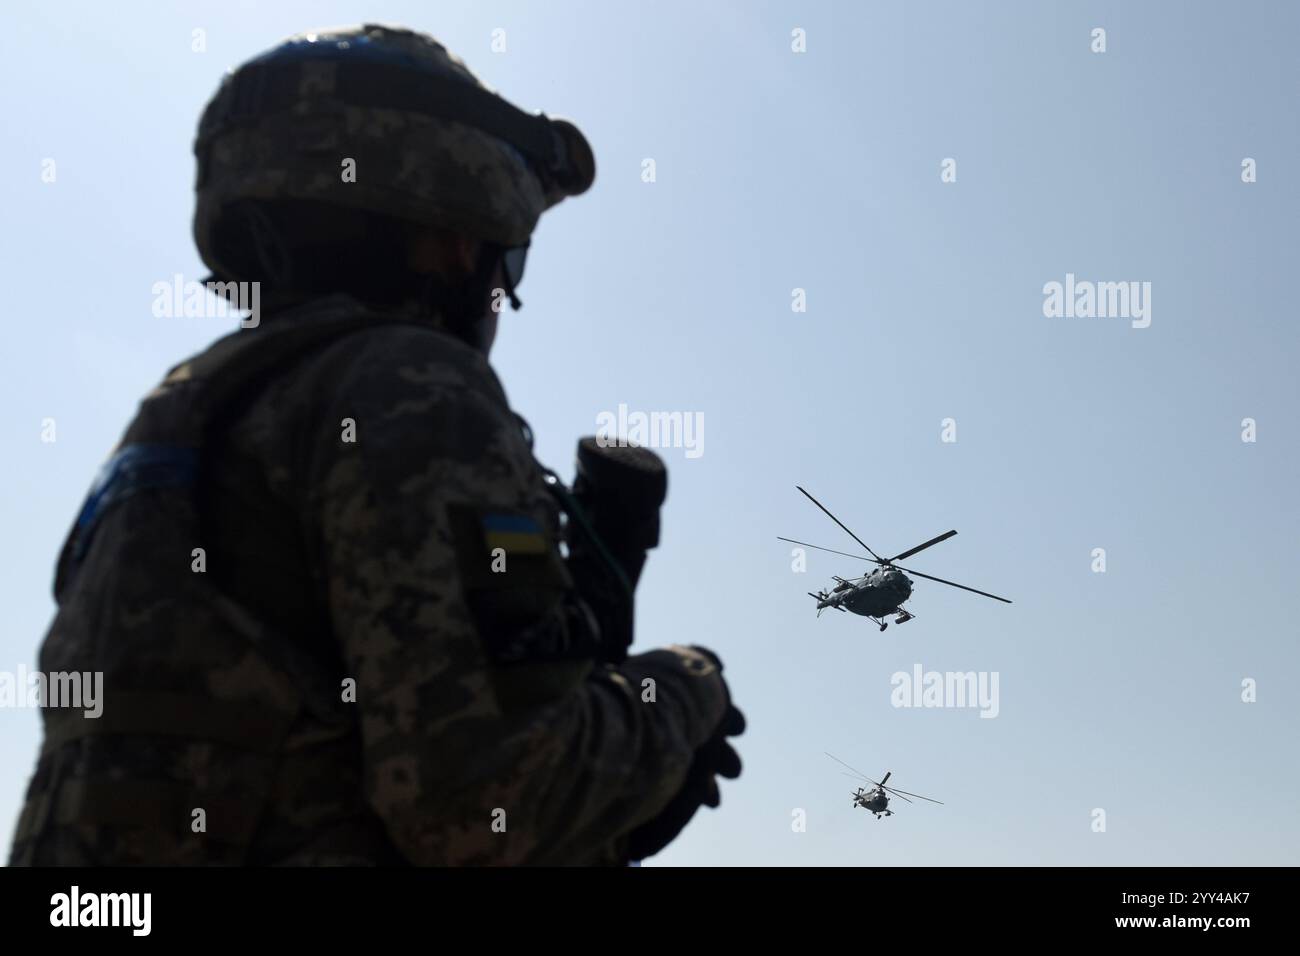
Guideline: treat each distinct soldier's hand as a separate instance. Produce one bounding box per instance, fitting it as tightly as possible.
[624,645,744,861]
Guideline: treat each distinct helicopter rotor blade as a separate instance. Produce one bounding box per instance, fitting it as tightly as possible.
[884,786,944,805]
[893,564,1012,604]
[825,752,882,788]
[884,790,913,804]
[777,537,883,566]
[796,487,885,562]
[890,530,957,563]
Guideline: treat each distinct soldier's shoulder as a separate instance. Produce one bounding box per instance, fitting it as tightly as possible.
[297,317,505,407]
[221,308,517,476]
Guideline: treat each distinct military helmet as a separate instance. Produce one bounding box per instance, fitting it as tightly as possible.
[193,24,595,284]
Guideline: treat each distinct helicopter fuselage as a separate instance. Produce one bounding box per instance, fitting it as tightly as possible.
[853,787,891,816]
[818,568,913,617]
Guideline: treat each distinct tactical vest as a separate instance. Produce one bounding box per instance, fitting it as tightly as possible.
[10,307,429,865]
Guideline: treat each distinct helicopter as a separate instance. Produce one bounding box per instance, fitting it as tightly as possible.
[778,486,1011,631]
[826,752,944,820]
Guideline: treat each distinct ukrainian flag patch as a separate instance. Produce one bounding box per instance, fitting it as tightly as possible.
[482,513,549,555]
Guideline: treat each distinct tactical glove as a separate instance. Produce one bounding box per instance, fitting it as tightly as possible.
[625,645,744,861]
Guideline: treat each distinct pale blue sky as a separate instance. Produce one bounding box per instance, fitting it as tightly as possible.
[2,1,1296,865]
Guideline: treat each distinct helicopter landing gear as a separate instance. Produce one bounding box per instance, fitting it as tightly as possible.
[878,622,888,632]
[895,610,914,625]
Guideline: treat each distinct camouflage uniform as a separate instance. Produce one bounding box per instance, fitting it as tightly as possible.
[9,296,729,865]
[8,25,734,866]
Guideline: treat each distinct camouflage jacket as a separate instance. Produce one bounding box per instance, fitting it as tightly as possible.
[9,295,727,865]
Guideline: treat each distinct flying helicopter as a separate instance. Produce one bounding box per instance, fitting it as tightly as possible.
[826,752,944,821]
[778,486,1011,631]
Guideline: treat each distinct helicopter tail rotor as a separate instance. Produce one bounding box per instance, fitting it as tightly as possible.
[809,590,837,618]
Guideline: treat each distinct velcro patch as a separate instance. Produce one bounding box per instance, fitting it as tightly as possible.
[447,504,570,595]
[481,513,548,555]
[447,504,594,664]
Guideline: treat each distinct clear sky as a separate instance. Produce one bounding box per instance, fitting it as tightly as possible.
[2,1,1296,865]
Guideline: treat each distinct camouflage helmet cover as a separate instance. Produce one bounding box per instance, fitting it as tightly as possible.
[193,24,595,280]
